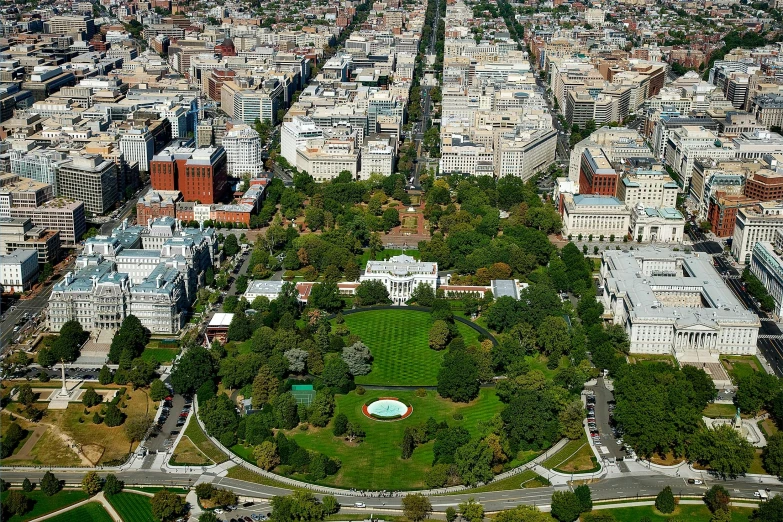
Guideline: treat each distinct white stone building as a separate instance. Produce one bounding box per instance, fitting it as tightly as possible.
[222,124,262,178]
[629,204,685,243]
[750,232,783,317]
[0,248,38,293]
[360,254,438,305]
[601,247,760,357]
[731,201,783,265]
[119,127,155,172]
[561,194,631,239]
[360,138,396,179]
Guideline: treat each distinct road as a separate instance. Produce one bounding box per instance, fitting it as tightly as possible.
[99,184,150,235]
[0,255,77,356]
[0,469,776,511]
[688,227,783,376]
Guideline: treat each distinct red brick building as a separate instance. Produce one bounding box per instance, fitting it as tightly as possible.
[136,190,181,224]
[207,68,235,101]
[744,170,783,201]
[707,192,759,238]
[579,147,618,197]
[180,147,228,204]
[214,38,236,57]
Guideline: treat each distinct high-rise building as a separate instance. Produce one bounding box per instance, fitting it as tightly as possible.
[58,154,118,215]
[222,125,262,177]
[579,147,619,196]
[179,147,228,204]
[281,116,324,166]
[119,128,155,173]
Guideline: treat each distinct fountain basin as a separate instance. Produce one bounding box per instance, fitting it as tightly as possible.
[363,397,413,421]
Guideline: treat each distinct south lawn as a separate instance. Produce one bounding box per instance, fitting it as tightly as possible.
[341,309,483,387]
[272,388,502,490]
[107,492,160,522]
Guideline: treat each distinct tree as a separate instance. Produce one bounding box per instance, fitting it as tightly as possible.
[150,379,168,401]
[333,413,349,436]
[559,401,586,440]
[765,433,783,477]
[170,345,214,395]
[51,320,89,362]
[284,348,308,373]
[458,498,484,522]
[428,320,451,350]
[108,315,149,363]
[410,282,436,307]
[81,471,102,495]
[687,425,754,478]
[252,365,280,408]
[537,316,571,359]
[254,441,280,470]
[551,490,583,522]
[99,365,113,385]
[401,493,432,522]
[574,484,592,513]
[751,495,783,521]
[104,401,125,427]
[354,280,391,306]
[2,490,31,516]
[274,392,300,429]
[125,414,154,446]
[321,357,353,393]
[655,486,675,514]
[309,282,343,313]
[382,208,401,231]
[308,390,335,427]
[17,383,34,406]
[704,485,730,514]
[270,491,330,522]
[445,507,457,522]
[103,474,123,496]
[454,440,493,486]
[22,478,33,492]
[151,489,186,521]
[341,342,373,376]
[223,234,240,256]
[433,426,470,464]
[40,471,60,496]
[438,347,480,402]
[493,505,550,522]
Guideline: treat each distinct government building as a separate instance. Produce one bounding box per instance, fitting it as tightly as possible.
[601,247,760,359]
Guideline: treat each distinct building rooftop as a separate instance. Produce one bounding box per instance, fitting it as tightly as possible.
[365,254,437,276]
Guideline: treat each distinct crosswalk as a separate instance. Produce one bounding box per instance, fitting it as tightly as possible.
[758,334,783,340]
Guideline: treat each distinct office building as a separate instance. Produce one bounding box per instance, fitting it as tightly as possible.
[601,247,760,356]
[732,201,783,264]
[222,125,262,177]
[0,249,38,293]
[58,154,118,215]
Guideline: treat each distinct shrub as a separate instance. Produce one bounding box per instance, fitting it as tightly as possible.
[416,388,427,397]
[355,385,365,395]
[655,486,675,514]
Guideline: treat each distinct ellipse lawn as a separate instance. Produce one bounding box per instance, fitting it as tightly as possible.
[341,309,482,386]
[284,388,503,490]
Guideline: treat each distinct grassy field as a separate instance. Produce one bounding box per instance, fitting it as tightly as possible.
[600,504,753,521]
[183,417,228,464]
[225,465,305,490]
[139,348,179,365]
[170,436,213,466]
[342,309,481,386]
[44,502,113,522]
[445,470,550,494]
[0,490,89,522]
[722,356,763,384]
[703,403,743,418]
[285,387,502,490]
[5,427,82,467]
[541,437,598,473]
[106,492,159,522]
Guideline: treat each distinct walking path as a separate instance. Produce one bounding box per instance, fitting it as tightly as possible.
[5,425,47,461]
[31,492,121,522]
[592,499,761,511]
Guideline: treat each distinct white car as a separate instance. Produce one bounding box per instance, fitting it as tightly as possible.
[354,502,366,508]
[214,509,224,514]
[694,479,703,485]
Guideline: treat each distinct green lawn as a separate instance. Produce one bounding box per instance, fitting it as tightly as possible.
[0,490,89,522]
[45,502,113,522]
[285,388,503,490]
[342,309,481,386]
[139,348,178,364]
[183,417,228,464]
[600,504,753,521]
[729,362,756,382]
[445,470,549,494]
[106,492,159,522]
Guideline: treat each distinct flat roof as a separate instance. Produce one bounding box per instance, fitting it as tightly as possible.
[208,313,234,327]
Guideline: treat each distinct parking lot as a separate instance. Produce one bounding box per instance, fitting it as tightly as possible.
[585,378,633,468]
[145,392,189,454]
[6,364,100,382]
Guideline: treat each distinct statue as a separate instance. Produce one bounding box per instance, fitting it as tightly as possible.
[734,407,742,430]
